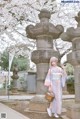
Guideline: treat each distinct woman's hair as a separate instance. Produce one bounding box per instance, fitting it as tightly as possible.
[49,56,58,67]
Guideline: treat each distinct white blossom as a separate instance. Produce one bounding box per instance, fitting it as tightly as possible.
[0,0,80,60]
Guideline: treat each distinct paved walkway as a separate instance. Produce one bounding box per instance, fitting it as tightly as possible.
[0,103,29,119]
[0,94,75,101]
[0,95,34,101]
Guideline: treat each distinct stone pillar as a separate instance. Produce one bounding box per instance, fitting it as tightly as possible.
[61,11,80,119]
[26,9,64,94]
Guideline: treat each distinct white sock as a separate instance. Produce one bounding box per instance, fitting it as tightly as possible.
[54,113,59,118]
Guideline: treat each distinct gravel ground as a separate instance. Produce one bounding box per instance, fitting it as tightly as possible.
[1,99,74,119]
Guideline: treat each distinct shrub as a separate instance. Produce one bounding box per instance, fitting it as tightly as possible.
[66,75,75,94]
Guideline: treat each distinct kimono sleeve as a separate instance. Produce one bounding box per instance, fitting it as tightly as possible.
[44,68,51,87]
[61,68,67,88]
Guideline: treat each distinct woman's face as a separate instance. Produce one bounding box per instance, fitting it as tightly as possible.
[51,60,57,66]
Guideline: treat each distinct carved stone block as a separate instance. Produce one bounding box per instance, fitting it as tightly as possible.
[72,37,80,50]
[29,95,49,112]
[31,50,59,64]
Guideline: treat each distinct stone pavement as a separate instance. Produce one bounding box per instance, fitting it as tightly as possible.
[0,102,29,119]
[0,94,75,101]
[0,94,75,119]
[0,95,34,101]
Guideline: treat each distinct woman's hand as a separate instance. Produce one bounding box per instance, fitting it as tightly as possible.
[48,85,53,93]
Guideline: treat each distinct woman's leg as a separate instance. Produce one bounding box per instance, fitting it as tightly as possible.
[47,102,52,117]
[51,83,62,117]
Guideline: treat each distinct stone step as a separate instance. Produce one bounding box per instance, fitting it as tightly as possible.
[62,108,67,115]
[61,115,70,119]
[24,107,66,115]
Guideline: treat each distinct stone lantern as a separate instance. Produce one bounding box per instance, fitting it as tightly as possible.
[26,9,64,94]
[61,11,80,119]
[11,64,19,93]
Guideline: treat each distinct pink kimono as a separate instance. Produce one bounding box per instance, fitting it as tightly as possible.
[44,66,67,114]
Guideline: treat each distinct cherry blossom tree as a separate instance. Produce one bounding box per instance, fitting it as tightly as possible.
[0,0,80,63]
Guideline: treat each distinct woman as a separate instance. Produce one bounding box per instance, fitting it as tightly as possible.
[44,57,67,118]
